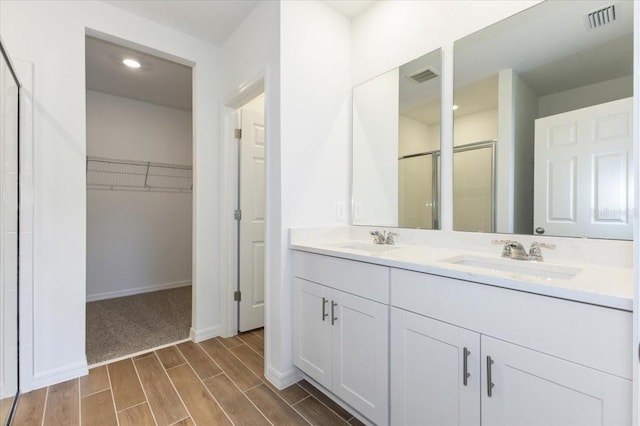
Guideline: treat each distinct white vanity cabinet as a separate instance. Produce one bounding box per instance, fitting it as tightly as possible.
[390,269,633,426]
[293,251,390,425]
[481,335,631,426]
[390,308,481,425]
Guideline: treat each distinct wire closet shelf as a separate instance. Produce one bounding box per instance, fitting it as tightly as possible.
[87,156,192,192]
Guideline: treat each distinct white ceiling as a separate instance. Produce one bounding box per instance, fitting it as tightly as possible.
[102,0,259,46]
[89,0,378,110]
[86,36,192,111]
[399,49,442,125]
[102,1,375,47]
[454,0,633,91]
[324,0,376,18]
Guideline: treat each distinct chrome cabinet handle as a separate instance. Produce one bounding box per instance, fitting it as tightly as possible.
[463,347,471,386]
[331,301,338,325]
[486,356,495,397]
[322,297,328,321]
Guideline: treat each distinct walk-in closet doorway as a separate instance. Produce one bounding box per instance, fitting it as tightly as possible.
[84,35,194,365]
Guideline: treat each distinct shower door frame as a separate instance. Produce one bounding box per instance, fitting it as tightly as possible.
[0,35,21,425]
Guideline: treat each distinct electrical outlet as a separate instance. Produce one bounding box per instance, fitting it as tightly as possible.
[336,201,345,221]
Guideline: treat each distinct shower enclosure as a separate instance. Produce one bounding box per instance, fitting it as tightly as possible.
[0,37,20,424]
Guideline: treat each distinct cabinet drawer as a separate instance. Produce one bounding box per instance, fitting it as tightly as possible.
[293,251,389,304]
[391,268,632,379]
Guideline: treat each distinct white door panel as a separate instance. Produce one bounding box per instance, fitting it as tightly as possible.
[481,335,631,426]
[239,108,265,331]
[534,97,633,238]
[391,308,480,426]
[333,292,389,425]
[547,156,577,222]
[292,278,333,389]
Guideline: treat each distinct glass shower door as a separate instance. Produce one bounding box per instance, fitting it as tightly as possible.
[399,154,436,229]
[0,41,20,424]
[453,141,496,233]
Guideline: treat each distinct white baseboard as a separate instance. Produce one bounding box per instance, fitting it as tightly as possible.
[265,364,303,390]
[31,360,88,390]
[190,325,221,342]
[0,382,17,399]
[86,280,191,302]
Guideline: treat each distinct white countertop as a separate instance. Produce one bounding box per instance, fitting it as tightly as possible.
[290,239,633,311]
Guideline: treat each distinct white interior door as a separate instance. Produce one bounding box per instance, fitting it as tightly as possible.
[238,108,265,332]
[534,97,633,239]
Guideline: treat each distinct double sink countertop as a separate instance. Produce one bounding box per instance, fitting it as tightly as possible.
[290,238,633,311]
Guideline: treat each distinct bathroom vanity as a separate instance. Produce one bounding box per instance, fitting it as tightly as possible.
[304,0,636,424]
[290,230,633,426]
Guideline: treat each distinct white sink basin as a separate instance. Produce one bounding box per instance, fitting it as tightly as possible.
[334,242,399,253]
[440,255,581,280]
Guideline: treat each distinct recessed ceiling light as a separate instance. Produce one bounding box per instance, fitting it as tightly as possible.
[452,105,459,111]
[122,58,141,69]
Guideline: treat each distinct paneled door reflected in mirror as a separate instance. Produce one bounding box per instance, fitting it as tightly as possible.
[0,41,20,424]
[453,0,633,239]
[353,48,442,229]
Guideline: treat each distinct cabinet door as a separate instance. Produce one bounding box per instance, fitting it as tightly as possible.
[481,335,632,426]
[390,308,481,426]
[293,278,333,389]
[333,291,389,425]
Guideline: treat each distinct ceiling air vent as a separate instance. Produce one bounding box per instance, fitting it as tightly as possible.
[585,3,617,30]
[406,67,439,84]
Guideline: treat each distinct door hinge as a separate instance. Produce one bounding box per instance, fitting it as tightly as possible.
[234,209,242,220]
[234,290,242,302]
[234,128,242,139]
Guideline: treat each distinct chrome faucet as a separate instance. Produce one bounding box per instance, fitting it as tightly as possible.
[492,239,529,260]
[370,230,398,245]
[528,241,556,261]
[493,239,556,261]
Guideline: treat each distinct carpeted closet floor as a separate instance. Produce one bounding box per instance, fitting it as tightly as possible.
[86,286,192,364]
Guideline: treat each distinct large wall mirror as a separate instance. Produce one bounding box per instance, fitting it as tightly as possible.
[453,0,633,239]
[353,49,442,228]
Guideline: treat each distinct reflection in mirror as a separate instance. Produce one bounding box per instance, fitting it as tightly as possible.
[353,49,442,228]
[453,0,633,239]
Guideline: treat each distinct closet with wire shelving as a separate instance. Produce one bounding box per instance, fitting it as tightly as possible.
[85,35,194,364]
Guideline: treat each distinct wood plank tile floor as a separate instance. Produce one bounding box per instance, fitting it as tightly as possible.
[12,329,366,426]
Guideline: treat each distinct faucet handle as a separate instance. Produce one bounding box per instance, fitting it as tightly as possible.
[531,241,556,249]
[385,232,398,245]
[492,239,512,258]
[529,241,555,261]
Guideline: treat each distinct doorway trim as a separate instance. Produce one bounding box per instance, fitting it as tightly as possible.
[220,71,267,338]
